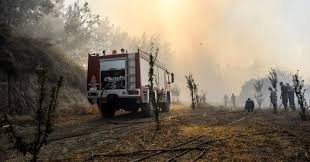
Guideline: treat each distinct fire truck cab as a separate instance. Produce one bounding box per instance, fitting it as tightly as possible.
[87,49,174,117]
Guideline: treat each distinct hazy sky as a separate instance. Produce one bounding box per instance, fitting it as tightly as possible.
[66,0,310,102]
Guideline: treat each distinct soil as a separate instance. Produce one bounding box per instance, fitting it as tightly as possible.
[1,105,310,162]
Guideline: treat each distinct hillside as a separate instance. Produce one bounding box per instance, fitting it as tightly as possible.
[0,24,88,115]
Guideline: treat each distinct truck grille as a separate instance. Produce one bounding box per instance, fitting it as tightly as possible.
[88,92,98,96]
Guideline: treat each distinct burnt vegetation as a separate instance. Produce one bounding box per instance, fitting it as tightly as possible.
[1,0,310,161]
[2,66,63,162]
[170,85,181,104]
[268,68,278,114]
[148,42,161,130]
[254,78,264,109]
[185,73,198,109]
[293,71,308,121]
[0,25,86,115]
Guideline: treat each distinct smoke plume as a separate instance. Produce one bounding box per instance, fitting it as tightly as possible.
[69,0,310,102]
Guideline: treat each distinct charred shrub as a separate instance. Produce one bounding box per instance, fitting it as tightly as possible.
[293,71,308,121]
[185,73,197,109]
[268,68,278,114]
[2,65,63,162]
[254,78,264,109]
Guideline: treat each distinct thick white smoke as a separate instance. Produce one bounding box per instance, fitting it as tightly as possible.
[66,0,310,103]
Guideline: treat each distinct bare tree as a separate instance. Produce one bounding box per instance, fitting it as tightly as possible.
[185,73,196,109]
[268,68,278,113]
[193,83,199,106]
[254,78,264,109]
[293,71,308,121]
[170,85,181,103]
[148,42,160,130]
[2,65,63,162]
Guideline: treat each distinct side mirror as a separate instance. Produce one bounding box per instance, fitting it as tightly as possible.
[171,73,175,83]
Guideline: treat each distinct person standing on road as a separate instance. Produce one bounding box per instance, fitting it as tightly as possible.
[280,82,289,111]
[245,98,255,112]
[286,83,296,111]
[202,93,207,104]
[269,87,277,113]
[224,94,228,108]
[231,93,236,108]
[250,99,255,112]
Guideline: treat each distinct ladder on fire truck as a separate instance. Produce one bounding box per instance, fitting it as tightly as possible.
[127,54,136,90]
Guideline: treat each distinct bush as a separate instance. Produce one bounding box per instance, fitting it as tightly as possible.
[3,65,63,162]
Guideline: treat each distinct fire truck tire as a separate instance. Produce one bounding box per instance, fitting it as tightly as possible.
[142,102,154,117]
[131,107,139,113]
[161,102,170,112]
[100,103,115,118]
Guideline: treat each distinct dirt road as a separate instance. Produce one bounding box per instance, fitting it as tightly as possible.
[2,105,310,161]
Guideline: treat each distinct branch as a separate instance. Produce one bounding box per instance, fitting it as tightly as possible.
[93,129,278,158]
[92,147,206,157]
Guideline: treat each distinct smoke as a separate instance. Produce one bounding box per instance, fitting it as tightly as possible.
[68,0,310,103]
[18,14,65,41]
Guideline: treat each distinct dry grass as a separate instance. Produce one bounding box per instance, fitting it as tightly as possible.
[2,105,310,161]
[84,107,310,162]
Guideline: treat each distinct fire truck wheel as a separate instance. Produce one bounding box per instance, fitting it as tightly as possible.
[131,107,139,113]
[100,103,115,118]
[142,102,154,117]
[161,102,170,112]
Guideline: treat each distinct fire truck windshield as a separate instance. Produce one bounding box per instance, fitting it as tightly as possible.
[101,59,126,71]
[100,59,126,89]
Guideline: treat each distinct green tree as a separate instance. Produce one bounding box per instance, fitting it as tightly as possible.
[90,17,114,52]
[0,0,56,27]
[63,1,99,60]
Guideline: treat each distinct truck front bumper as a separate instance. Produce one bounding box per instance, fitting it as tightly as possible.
[87,89,141,104]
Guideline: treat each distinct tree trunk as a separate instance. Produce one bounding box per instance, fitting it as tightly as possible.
[191,91,195,109]
[155,91,160,131]
[31,152,37,162]
[301,103,307,121]
[7,73,11,114]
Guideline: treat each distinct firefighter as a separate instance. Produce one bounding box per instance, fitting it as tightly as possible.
[269,87,277,113]
[224,94,228,108]
[286,83,296,111]
[201,93,207,104]
[280,82,289,111]
[196,94,200,105]
[245,98,255,112]
[231,93,236,108]
[251,99,255,112]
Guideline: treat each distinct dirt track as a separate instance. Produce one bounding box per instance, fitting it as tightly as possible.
[2,105,310,161]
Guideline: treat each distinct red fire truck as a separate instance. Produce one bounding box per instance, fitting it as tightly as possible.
[87,49,174,117]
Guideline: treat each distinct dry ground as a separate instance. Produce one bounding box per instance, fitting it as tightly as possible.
[1,105,310,162]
